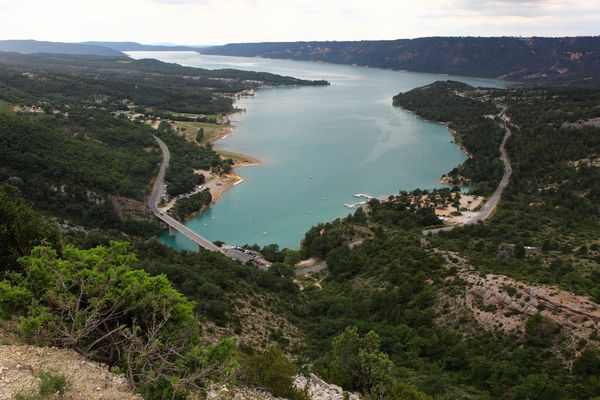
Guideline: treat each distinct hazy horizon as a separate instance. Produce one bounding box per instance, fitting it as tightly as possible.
[0,0,599,45]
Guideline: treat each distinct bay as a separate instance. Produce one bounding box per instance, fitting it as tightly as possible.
[127,51,504,250]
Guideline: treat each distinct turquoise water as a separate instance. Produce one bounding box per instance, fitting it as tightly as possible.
[127,52,504,250]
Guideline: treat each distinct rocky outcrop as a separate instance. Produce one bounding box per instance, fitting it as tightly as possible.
[107,195,153,221]
[208,374,361,400]
[437,250,600,349]
[295,374,361,400]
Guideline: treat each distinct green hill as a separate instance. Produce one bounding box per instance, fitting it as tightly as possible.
[0,40,124,56]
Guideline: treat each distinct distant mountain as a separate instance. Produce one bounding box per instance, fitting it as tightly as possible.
[84,41,208,52]
[201,36,600,87]
[0,40,124,56]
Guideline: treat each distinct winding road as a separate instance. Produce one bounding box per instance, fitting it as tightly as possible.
[423,106,513,235]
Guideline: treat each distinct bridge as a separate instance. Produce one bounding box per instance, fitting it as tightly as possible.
[149,135,223,253]
[149,135,271,267]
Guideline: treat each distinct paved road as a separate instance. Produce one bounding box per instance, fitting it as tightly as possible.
[149,135,223,253]
[423,107,513,235]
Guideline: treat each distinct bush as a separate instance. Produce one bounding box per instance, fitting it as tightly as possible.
[38,370,70,397]
[238,345,309,400]
[321,326,393,398]
[15,369,70,400]
[525,314,561,347]
[573,346,600,376]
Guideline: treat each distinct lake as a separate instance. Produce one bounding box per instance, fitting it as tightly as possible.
[127,51,504,250]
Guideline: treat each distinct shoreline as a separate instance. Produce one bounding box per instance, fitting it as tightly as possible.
[396,105,472,185]
[163,97,263,220]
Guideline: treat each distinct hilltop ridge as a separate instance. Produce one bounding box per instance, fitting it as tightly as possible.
[201,36,600,87]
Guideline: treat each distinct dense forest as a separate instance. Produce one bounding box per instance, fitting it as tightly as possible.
[0,52,327,115]
[202,36,600,87]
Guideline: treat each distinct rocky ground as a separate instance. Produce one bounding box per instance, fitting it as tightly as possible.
[0,344,139,400]
[436,250,600,351]
[208,374,361,400]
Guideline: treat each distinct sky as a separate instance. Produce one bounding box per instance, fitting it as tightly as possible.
[0,0,598,45]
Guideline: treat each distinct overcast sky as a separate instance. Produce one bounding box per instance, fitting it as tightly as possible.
[0,0,598,45]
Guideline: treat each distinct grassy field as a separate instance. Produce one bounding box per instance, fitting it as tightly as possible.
[172,120,226,145]
[171,117,260,166]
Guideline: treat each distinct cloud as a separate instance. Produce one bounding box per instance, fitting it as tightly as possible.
[0,0,597,44]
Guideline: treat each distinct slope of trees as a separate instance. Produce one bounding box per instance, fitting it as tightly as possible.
[297,208,600,399]
[202,36,600,87]
[396,83,600,300]
[0,52,328,115]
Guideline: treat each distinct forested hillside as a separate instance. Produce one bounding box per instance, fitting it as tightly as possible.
[395,81,600,300]
[0,52,327,115]
[0,39,124,56]
[202,36,600,87]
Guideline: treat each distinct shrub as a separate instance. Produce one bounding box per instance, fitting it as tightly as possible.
[15,369,70,400]
[238,345,309,400]
[38,370,70,397]
[525,314,561,347]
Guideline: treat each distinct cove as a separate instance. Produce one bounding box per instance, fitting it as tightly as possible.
[127,51,505,250]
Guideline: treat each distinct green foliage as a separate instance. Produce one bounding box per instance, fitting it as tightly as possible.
[238,345,309,400]
[573,346,600,376]
[525,314,561,348]
[0,184,61,272]
[133,240,302,328]
[2,242,237,396]
[171,189,212,220]
[157,125,219,197]
[0,280,31,319]
[296,211,585,399]
[0,110,159,199]
[38,370,70,397]
[15,369,70,400]
[195,127,204,142]
[408,83,600,300]
[202,37,600,87]
[382,383,430,400]
[510,373,561,400]
[0,52,327,115]
[323,327,393,397]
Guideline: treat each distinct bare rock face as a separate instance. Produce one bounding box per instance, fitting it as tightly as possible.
[295,373,361,400]
[108,195,153,221]
[437,250,600,350]
[210,374,361,400]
